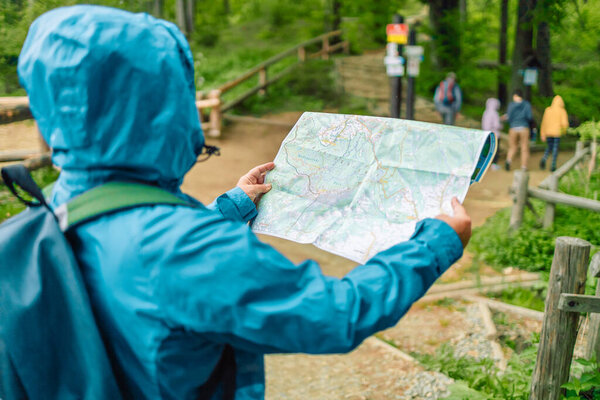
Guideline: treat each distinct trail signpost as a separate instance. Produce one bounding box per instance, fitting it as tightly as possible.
[386,23,408,44]
[387,15,405,118]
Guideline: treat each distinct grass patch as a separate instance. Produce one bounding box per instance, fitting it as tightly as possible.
[0,166,58,223]
[486,285,547,312]
[414,341,538,400]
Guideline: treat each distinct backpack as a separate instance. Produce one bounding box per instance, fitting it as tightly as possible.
[437,80,455,106]
[0,165,236,400]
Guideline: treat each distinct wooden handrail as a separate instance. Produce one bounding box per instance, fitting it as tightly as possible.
[218,30,344,93]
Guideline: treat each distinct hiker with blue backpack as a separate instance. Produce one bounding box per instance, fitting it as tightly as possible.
[433,72,462,126]
[0,6,471,400]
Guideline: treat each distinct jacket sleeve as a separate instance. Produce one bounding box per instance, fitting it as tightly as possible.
[206,186,257,223]
[156,215,463,355]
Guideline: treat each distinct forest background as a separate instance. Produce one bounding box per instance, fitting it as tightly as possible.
[0,0,598,124]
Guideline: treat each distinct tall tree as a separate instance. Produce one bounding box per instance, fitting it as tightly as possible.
[497,0,509,105]
[152,0,163,18]
[185,0,195,35]
[510,0,537,97]
[428,0,461,70]
[536,20,553,96]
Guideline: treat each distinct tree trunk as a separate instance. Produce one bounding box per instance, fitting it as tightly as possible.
[459,0,467,26]
[497,0,509,106]
[185,0,195,35]
[175,0,187,36]
[511,0,537,97]
[537,21,553,97]
[152,0,163,18]
[428,0,461,70]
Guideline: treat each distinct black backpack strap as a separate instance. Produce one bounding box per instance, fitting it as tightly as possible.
[196,344,236,400]
[1,165,49,209]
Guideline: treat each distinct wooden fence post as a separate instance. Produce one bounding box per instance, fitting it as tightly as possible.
[297,46,306,62]
[207,89,221,138]
[576,140,585,154]
[322,36,330,60]
[543,174,559,229]
[258,67,267,96]
[530,237,591,400]
[509,169,529,230]
[585,253,600,360]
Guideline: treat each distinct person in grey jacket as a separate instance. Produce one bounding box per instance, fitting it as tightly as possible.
[504,89,533,171]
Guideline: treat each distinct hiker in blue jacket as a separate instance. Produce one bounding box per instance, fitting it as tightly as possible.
[18,6,471,399]
[433,72,462,126]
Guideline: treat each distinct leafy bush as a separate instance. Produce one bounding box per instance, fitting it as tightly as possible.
[562,356,600,400]
[414,340,539,400]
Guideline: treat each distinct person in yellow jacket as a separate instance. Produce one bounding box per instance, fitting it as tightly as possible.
[540,95,569,171]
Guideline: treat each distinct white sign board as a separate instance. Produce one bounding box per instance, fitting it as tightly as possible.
[386,64,405,77]
[404,45,424,58]
[523,68,538,86]
[407,58,420,77]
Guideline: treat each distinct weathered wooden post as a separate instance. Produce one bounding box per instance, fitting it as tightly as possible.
[585,253,600,360]
[258,67,267,96]
[509,169,529,230]
[576,140,585,154]
[530,237,591,400]
[322,36,330,60]
[543,174,558,229]
[297,46,306,62]
[207,89,221,138]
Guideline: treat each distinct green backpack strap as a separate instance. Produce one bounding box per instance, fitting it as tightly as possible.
[53,182,191,231]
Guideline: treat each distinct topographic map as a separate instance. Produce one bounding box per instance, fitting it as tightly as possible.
[252,112,496,264]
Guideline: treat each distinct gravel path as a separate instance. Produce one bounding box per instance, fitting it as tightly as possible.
[452,304,498,362]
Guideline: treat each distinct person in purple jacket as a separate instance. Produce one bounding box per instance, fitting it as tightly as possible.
[482,98,503,170]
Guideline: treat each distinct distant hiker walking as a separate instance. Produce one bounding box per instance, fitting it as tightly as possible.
[504,89,533,171]
[540,95,569,172]
[434,72,462,126]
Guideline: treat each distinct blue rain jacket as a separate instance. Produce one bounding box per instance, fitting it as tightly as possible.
[18,6,463,399]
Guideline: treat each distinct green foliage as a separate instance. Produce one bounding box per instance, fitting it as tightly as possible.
[470,170,600,273]
[562,356,600,399]
[414,340,539,399]
[0,166,59,223]
[487,285,547,312]
[568,121,600,142]
[235,60,374,116]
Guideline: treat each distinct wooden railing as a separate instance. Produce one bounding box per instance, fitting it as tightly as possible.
[198,30,348,137]
[510,141,600,229]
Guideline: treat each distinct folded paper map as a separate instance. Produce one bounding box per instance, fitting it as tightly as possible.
[252,112,496,264]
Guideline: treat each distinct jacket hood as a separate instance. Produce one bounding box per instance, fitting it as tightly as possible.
[551,95,565,109]
[18,6,204,196]
[485,98,500,111]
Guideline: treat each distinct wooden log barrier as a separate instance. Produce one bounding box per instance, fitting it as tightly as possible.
[530,237,591,400]
[543,175,559,228]
[509,169,529,230]
[585,253,600,360]
[528,187,600,212]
